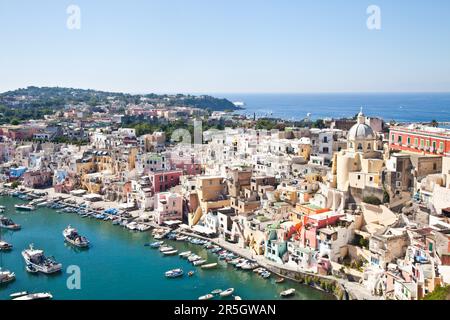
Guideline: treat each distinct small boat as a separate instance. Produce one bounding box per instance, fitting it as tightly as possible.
[0,269,15,284]
[198,294,214,300]
[234,296,242,300]
[0,215,21,230]
[280,288,296,298]
[163,250,178,256]
[10,291,28,299]
[188,254,202,262]
[211,289,222,295]
[201,263,218,269]
[63,225,90,248]
[188,271,195,277]
[261,271,271,279]
[12,292,53,300]
[165,268,183,278]
[192,259,207,266]
[0,241,13,251]
[149,241,164,248]
[220,288,235,297]
[14,204,36,211]
[159,246,174,253]
[275,277,285,284]
[179,251,192,258]
[176,235,188,241]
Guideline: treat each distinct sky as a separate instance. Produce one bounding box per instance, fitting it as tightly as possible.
[0,0,450,94]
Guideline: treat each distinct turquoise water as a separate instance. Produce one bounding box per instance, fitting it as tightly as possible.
[0,196,332,300]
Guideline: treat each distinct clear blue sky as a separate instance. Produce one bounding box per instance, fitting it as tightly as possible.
[0,0,449,94]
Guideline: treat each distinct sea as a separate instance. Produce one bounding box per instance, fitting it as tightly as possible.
[0,196,333,300]
[218,93,450,124]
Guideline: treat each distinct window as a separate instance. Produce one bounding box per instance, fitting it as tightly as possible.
[414,138,418,147]
[369,176,373,182]
[358,143,363,150]
[391,134,395,143]
[420,139,424,147]
[398,136,402,144]
[432,141,437,151]
[440,142,444,151]
[407,137,411,145]
[357,175,361,180]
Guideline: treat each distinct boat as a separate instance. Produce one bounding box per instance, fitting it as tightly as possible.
[63,225,90,248]
[280,288,296,298]
[234,296,242,300]
[201,263,218,269]
[211,289,222,295]
[0,241,12,251]
[275,277,285,284]
[0,215,21,230]
[188,271,195,277]
[198,294,214,300]
[163,250,178,256]
[165,268,183,278]
[149,241,164,248]
[241,262,259,270]
[187,254,202,262]
[261,271,271,279]
[21,244,62,274]
[159,245,174,253]
[176,235,188,241]
[12,292,53,300]
[25,264,38,273]
[14,204,35,211]
[179,251,192,258]
[0,269,15,284]
[220,288,235,297]
[192,259,206,266]
[10,291,28,298]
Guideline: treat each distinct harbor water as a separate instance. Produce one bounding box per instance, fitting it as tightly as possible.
[0,196,333,300]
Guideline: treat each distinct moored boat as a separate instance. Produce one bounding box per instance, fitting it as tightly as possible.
[162,249,178,256]
[179,251,192,258]
[63,225,90,248]
[149,241,164,248]
[165,268,183,278]
[12,292,53,300]
[211,289,222,295]
[0,269,15,284]
[0,241,13,251]
[275,277,285,284]
[198,293,214,300]
[219,288,234,297]
[14,204,35,211]
[201,262,218,269]
[192,259,206,266]
[10,291,28,298]
[0,215,21,230]
[280,288,296,298]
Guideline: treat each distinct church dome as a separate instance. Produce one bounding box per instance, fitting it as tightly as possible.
[348,108,375,141]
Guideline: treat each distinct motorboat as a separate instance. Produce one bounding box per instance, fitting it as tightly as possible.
[162,250,178,256]
[187,254,202,262]
[220,288,235,297]
[261,271,271,279]
[63,225,90,248]
[176,235,188,241]
[149,241,164,248]
[21,244,62,274]
[159,245,174,253]
[179,251,192,258]
[198,294,214,300]
[10,291,28,299]
[12,292,53,300]
[165,268,183,278]
[0,269,15,284]
[201,263,218,269]
[0,215,21,230]
[275,277,285,284]
[14,204,35,211]
[234,296,242,300]
[241,261,259,270]
[192,259,206,266]
[0,241,13,251]
[211,289,222,295]
[280,288,296,298]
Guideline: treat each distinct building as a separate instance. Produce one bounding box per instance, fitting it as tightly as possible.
[154,192,183,225]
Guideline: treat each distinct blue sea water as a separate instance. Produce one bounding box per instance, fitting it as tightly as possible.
[0,196,333,300]
[219,93,450,123]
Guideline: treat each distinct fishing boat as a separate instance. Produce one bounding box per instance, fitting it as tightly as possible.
[280,288,296,298]
[0,269,15,284]
[201,262,218,269]
[198,294,214,300]
[14,204,36,211]
[21,244,62,274]
[220,288,235,297]
[179,251,192,258]
[211,289,222,295]
[12,292,53,300]
[63,225,90,248]
[192,259,206,266]
[149,241,164,248]
[165,268,183,278]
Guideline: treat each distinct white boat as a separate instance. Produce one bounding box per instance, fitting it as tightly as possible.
[159,246,174,253]
[14,204,35,211]
[176,235,188,241]
[179,251,192,258]
[201,263,218,269]
[192,259,207,266]
[234,296,242,300]
[63,225,90,248]
[0,215,21,230]
[188,254,202,262]
[136,224,151,232]
[211,289,222,295]
[21,244,62,274]
[0,269,15,284]
[13,292,53,300]
[241,262,259,270]
[0,241,13,251]
[220,288,235,297]
[10,291,28,298]
[165,268,184,278]
[280,288,296,297]
[126,222,138,230]
[163,250,178,256]
[198,294,214,300]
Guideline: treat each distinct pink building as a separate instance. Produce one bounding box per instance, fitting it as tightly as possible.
[299,211,345,250]
[155,192,183,225]
[22,170,53,188]
[149,170,183,193]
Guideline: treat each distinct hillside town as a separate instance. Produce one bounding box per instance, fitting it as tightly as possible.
[1,92,450,300]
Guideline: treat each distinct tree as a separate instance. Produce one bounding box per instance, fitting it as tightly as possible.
[363,196,382,205]
[430,120,439,128]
